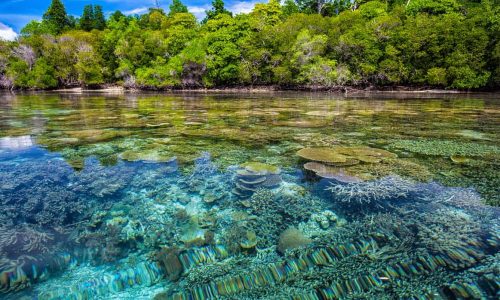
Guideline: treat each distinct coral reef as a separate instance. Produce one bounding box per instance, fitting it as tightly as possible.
[297,147,355,165]
[303,162,365,182]
[298,146,410,184]
[325,176,416,207]
[415,208,481,255]
[0,225,56,255]
[156,247,183,281]
[389,139,500,157]
[297,146,396,166]
[1,95,499,299]
[277,227,312,254]
[232,162,282,197]
[189,151,217,179]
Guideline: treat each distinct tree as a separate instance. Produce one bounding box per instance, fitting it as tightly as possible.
[93,6,107,30]
[3,0,499,90]
[291,29,337,86]
[81,5,106,31]
[43,0,70,34]
[282,0,300,17]
[204,0,232,22]
[296,0,328,14]
[406,0,461,15]
[109,11,127,24]
[21,21,54,36]
[251,0,283,28]
[169,0,189,16]
[80,5,94,31]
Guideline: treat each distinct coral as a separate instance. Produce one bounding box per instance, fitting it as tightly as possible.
[417,184,487,212]
[389,139,500,157]
[240,162,280,175]
[299,146,402,182]
[120,149,176,163]
[415,208,481,255]
[156,247,183,281]
[297,147,351,164]
[311,210,340,229]
[222,224,249,253]
[450,155,470,164]
[277,227,312,254]
[239,230,258,250]
[455,129,490,141]
[298,146,396,166]
[0,225,56,255]
[190,152,217,179]
[326,176,416,206]
[299,210,346,239]
[233,162,282,197]
[303,162,364,182]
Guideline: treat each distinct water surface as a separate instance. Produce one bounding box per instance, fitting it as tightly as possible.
[0,92,499,299]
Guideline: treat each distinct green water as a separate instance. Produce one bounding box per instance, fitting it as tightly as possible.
[0,92,498,299]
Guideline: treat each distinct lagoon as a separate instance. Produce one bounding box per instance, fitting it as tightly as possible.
[0,92,499,299]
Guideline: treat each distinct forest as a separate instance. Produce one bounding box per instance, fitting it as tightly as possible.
[0,0,498,90]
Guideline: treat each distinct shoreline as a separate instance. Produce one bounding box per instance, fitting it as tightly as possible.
[3,85,499,95]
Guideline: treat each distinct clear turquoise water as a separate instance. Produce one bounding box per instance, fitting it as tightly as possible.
[0,92,499,299]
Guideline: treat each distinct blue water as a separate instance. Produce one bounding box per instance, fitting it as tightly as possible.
[0,93,499,299]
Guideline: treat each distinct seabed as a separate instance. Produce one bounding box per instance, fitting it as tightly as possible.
[0,92,498,299]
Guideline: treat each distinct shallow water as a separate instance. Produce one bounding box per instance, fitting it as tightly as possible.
[0,92,499,299]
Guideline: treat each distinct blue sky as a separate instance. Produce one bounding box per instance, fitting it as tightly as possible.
[0,0,263,40]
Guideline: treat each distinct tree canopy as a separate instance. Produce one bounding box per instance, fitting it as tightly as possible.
[0,0,498,90]
[42,0,71,34]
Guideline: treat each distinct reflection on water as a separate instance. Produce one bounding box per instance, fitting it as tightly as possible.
[0,92,499,299]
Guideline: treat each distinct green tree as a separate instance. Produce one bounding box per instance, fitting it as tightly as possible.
[109,11,127,24]
[291,29,337,86]
[169,0,189,16]
[43,0,70,34]
[21,21,54,36]
[204,0,232,23]
[75,43,104,85]
[251,0,283,28]
[80,5,94,31]
[93,6,107,30]
[282,0,300,17]
[406,0,461,15]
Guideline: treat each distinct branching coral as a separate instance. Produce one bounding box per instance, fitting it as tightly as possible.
[190,152,217,179]
[415,208,481,255]
[0,225,55,255]
[325,176,416,206]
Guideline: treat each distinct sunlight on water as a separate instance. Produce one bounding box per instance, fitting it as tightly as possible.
[0,92,498,299]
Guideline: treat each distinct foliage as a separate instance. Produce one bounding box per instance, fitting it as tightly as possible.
[43,0,71,35]
[169,0,189,17]
[0,0,498,89]
[204,0,233,23]
[80,5,106,31]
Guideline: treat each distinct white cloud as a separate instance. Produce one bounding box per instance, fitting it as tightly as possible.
[188,1,263,20]
[228,1,263,15]
[188,5,211,20]
[123,7,149,15]
[0,22,17,41]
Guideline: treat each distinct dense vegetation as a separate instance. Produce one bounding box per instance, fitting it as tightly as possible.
[0,0,498,90]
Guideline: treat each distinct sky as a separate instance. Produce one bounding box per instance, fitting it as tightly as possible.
[0,0,264,41]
